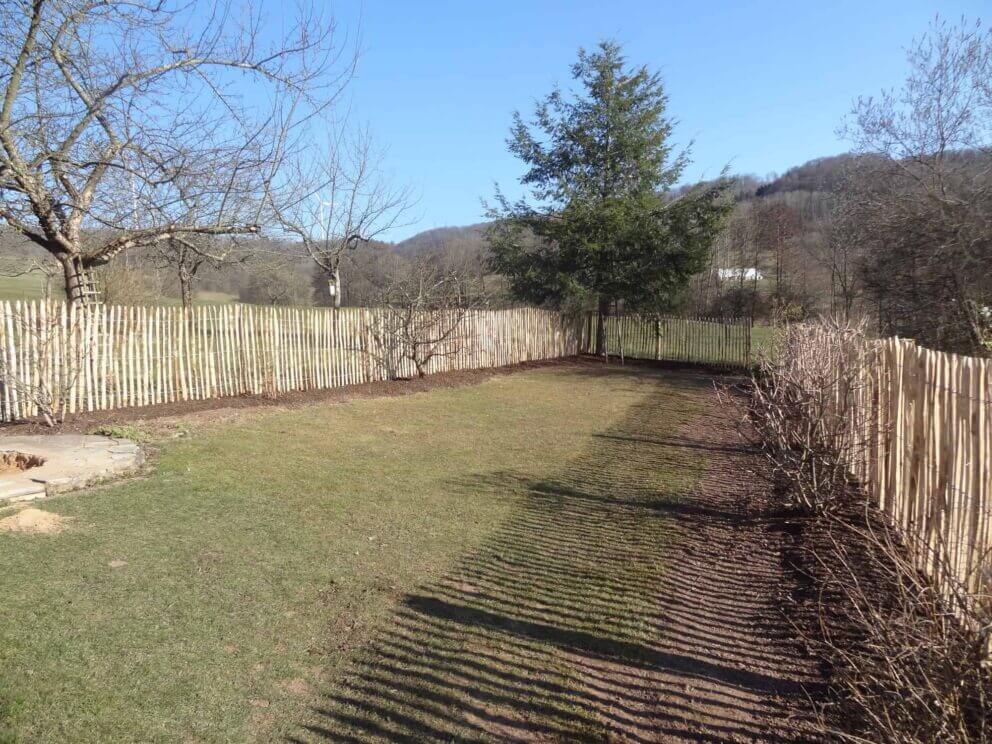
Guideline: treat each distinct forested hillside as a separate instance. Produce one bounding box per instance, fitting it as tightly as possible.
[686,154,851,322]
[388,154,863,323]
[0,152,878,314]
[1,147,986,350]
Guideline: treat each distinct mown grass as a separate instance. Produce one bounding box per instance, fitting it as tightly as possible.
[0,273,236,305]
[301,370,709,742]
[154,290,238,307]
[0,365,698,742]
[0,274,60,302]
[751,323,779,357]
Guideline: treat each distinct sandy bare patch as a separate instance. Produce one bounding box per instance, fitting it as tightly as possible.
[0,507,69,534]
[283,678,311,696]
[0,450,45,473]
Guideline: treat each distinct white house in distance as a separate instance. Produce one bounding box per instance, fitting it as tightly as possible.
[717,267,763,281]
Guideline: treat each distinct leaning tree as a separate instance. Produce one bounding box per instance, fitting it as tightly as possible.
[486,41,731,354]
[0,0,353,304]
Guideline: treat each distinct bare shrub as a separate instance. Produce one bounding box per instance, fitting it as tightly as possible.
[734,318,873,513]
[799,503,991,743]
[734,317,992,742]
[0,303,88,426]
[365,259,486,380]
[95,264,164,306]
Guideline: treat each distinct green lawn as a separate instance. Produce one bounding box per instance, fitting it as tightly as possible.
[0,273,235,305]
[0,274,61,302]
[155,290,239,307]
[0,365,705,742]
[751,323,779,358]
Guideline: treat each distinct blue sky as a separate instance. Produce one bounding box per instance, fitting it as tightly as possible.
[315,0,987,240]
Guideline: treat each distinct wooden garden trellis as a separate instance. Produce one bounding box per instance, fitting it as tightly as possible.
[0,301,583,422]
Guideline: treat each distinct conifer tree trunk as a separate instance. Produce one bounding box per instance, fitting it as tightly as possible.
[595,296,610,356]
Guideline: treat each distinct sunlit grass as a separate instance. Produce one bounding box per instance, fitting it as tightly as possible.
[0,274,237,306]
[0,366,684,742]
[0,274,60,302]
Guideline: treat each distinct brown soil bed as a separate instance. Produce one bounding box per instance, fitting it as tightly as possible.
[611,375,825,742]
[0,357,592,437]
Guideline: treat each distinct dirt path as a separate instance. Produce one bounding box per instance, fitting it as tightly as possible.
[291,368,822,743]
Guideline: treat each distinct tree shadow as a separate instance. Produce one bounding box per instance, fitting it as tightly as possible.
[290,369,822,743]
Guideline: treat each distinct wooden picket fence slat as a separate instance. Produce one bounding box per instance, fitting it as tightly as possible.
[0,301,583,422]
[584,313,752,370]
[860,338,992,608]
[794,329,992,615]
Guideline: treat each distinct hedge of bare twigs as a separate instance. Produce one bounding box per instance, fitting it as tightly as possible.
[732,319,991,743]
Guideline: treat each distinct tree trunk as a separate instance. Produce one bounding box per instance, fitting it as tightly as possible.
[179,266,194,309]
[594,296,610,356]
[60,255,88,305]
[328,268,342,308]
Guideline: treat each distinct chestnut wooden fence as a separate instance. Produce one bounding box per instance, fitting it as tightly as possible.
[588,314,753,369]
[797,331,992,611]
[0,301,583,422]
[857,338,990,606]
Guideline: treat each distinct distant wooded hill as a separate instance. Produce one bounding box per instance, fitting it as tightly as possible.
[3,151,956,317]
[392,223,489,256]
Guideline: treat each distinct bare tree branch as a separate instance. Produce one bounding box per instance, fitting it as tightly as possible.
[0,0,357,303]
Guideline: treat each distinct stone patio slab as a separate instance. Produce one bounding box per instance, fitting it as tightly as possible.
[0,435,144,503]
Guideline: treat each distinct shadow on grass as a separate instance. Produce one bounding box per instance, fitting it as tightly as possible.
[291,370,818,743]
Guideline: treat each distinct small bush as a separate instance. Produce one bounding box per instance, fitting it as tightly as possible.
[732,317,872,514]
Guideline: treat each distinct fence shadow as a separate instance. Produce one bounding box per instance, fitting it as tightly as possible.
[289,370,820,743]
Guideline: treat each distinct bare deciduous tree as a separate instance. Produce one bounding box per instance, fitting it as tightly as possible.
[805,210,864,320]
[754,201,803,309]
[239,255,312,307]
[365,258,486,380]
[151,235,245,309]
[0,0,354,304]
[842,17,992,354]
[269,128,413,307]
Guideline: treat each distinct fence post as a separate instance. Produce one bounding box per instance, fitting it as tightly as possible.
[745,317,753,367]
